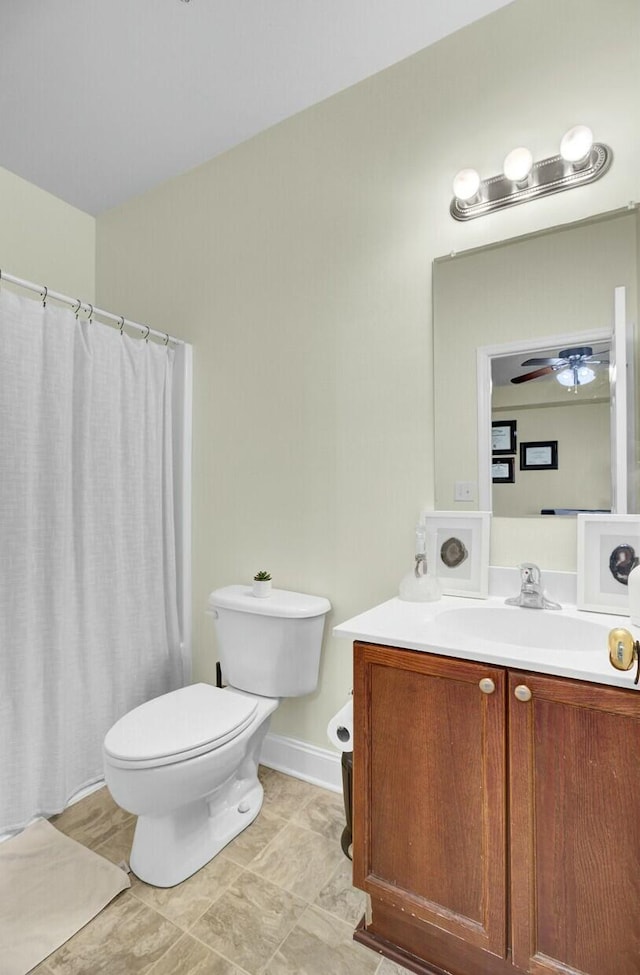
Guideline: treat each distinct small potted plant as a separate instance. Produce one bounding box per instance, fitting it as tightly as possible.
[253,570,272,598]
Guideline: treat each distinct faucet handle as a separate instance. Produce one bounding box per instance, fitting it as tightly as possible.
[506,562,561,609]
[519,562,541,584]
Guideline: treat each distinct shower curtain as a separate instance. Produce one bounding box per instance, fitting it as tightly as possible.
[0,288,188,832]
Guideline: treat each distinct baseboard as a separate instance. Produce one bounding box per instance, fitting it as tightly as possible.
[1,737,343,844]
[260,732,344,794]
[67,778,106,806]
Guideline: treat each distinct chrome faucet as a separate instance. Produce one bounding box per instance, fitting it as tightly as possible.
[505,563,562,610]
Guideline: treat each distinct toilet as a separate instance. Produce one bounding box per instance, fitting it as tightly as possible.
[103,585,330,887]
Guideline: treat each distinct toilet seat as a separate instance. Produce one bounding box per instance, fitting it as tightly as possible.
[103,683,258,769]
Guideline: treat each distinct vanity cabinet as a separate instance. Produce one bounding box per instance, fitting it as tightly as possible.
[352,641,640,975]
[508,669,640,975]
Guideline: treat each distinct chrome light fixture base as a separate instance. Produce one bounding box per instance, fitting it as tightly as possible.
[450,143,612,222]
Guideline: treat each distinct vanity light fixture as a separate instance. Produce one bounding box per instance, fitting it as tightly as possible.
[450,126,612,221]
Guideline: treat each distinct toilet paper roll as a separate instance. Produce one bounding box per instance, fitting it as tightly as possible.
[327,698,353,752]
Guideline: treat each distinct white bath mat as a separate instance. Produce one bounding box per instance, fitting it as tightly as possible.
[0,818,130,975]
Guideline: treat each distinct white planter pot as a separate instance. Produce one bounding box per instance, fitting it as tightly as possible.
[252,580,272,598]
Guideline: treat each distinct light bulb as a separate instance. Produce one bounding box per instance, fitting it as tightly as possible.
[576,366,596,385]
[556,365,596,387]
[452,168,480,202]
[560,125,593,164]
[503,147,533,183]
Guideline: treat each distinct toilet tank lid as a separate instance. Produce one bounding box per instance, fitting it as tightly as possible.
[208,585,331,619]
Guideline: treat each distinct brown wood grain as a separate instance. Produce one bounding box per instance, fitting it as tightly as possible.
[353,642,507,956]
[509,670,640,975]
[359,899,519,975]
[353,644,640,975]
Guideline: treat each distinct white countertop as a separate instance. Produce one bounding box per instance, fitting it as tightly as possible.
[333,594,640,692]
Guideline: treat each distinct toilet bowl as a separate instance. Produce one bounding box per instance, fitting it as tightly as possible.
[103,585,330,887]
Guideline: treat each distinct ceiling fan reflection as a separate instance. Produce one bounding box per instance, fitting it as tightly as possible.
[510,345,609,387]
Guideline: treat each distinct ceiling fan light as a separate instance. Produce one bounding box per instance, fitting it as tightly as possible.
[556,365,596,387]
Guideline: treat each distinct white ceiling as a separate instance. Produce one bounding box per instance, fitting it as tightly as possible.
[0,0,512,215]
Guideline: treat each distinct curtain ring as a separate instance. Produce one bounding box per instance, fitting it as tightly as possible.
[164,332,169,346]
[73,298,82,319]
[119,316,125,336]
[41,286,48,308]
[86,303,94,322]
[143,325,150,342]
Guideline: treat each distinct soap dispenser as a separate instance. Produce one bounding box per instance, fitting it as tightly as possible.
[398,523,442,602]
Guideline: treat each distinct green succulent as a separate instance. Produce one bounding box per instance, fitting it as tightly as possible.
[253,570,272,581]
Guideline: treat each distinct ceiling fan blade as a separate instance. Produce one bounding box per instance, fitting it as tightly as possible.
[520,357,566,366]
[511,366,557,384]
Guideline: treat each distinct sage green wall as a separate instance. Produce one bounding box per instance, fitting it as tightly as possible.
[96,0,640,748]
[0,165,95,299]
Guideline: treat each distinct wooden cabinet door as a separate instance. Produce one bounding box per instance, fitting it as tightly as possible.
[509,671,640,975]
[353,642,507,958]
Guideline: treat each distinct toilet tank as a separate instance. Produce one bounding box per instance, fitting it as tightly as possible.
[207,586,331,697]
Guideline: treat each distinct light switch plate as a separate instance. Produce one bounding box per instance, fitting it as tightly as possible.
[454,481,477,502]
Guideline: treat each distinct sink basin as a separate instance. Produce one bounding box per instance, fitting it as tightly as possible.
[432,606,611,653]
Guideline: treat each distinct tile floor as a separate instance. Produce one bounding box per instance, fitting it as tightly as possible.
[30,767,411,975]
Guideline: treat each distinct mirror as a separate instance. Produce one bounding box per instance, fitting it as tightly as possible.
[433,208,639,519]
[487,335,612,516]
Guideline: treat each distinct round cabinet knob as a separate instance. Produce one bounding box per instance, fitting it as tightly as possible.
[514,684,532,702]
[479,678,495,695]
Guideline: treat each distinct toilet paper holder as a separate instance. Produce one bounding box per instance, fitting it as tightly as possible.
[327,693,354,752]
[327,692,354,861]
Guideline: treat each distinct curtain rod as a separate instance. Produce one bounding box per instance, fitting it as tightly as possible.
[0,269,185,346]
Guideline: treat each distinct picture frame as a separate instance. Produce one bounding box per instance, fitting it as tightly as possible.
[520,440,558,471]
[421,510,491,599]
[491,420,516,455]
[492,457,515,484]
[577,514,640,614]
